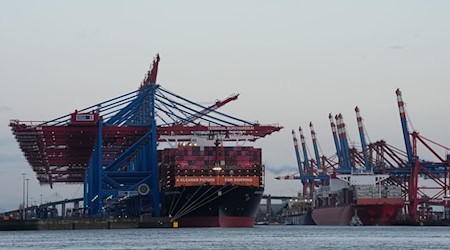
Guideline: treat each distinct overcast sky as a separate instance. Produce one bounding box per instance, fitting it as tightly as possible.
[1,1,450,211]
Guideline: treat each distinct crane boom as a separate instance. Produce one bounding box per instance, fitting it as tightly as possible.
[292,129,305,179]
[355,106,370,170]
[183,94,239,124]
[142,54,160,87]
[396,88,413,165]
[310,122,322,169]
[329,113,341,164]
[336,114,352,173]
[299,126,310,175]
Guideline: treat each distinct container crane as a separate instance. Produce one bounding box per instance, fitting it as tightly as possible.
[275,127,330,190]
[292,129,307,196]
[10,54,282,218]
[395,88,450,221]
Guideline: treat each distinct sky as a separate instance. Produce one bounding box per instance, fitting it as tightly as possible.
[1,1,450,211]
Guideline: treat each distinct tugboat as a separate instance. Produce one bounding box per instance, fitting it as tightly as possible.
[350,209,363,226]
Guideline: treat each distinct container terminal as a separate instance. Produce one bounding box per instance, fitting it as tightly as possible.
[276,89,450,226]
[2,55,449,229]
[1,54,282,230]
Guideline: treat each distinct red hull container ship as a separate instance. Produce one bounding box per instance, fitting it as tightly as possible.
[312,173,404,226]
[159,144,264,227]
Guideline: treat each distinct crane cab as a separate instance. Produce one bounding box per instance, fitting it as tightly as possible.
[70,111,100,126]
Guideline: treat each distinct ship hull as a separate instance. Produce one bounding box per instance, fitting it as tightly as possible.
[284,210,316,225]
[355,198,404,226]
[312,205,354,226]
[313,198,404,226]
[161,185,263,227]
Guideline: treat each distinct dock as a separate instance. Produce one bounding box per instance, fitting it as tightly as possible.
[0,217,172,231]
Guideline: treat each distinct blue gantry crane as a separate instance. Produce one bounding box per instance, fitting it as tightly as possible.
[10,54,281,218]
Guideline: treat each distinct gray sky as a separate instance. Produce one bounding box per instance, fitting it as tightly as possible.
[1,1,450,211]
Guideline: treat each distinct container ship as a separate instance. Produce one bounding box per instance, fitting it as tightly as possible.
[312,173,404,226]
[159,143,264,227]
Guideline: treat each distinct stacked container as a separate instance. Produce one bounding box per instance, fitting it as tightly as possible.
[354,185,374,198]
[386,185,402,198]
[159,145,263,189]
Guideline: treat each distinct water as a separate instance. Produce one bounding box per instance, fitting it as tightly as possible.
[0,226,449,249]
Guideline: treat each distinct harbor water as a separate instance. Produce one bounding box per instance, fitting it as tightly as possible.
[0,225,449,249]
